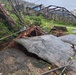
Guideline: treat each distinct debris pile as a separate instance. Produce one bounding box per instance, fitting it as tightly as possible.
[18,25,45,38]
[5,25,45,49]
[0,1,76,75]
[1,27,76,75]
[50,26,68,36]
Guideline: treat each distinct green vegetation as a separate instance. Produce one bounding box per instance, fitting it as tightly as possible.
[9,13,22,29]
[0,0,76,41]
[23,14,76,32]
[0,21,13,42]
[0,13,76,39]
[0,21,12,38]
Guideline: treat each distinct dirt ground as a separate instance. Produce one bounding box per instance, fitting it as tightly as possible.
[0,43,67,75]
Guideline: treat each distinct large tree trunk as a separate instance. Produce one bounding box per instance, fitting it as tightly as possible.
[0,4,17,31]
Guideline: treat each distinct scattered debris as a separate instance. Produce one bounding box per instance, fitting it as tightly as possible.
[50,26,67,36]
[0,1,76,75]
[3,25,45,49]
[0,30,24,41]
[17,25,45,38]
[51,26,67,32]
[39,65,68,75]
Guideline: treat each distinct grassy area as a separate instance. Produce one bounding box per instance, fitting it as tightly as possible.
[23,15,76,33]
[66,27,74,34]
[0,12,76,40]
[0,21,13,37]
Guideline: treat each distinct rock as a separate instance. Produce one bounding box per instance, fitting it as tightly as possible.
[15,34,74,67]
[59,34,76,45]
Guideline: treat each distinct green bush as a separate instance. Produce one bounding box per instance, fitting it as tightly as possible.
[25,19,31,25]
[0,21,12,38]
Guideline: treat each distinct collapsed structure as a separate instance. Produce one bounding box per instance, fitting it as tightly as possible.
[1,1,76,75]
[27,4,76,25]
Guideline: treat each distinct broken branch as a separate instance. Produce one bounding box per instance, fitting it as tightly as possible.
[38,65,69,75]
[0,30,24,41]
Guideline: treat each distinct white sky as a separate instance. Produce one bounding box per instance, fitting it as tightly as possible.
[25,0,76,10]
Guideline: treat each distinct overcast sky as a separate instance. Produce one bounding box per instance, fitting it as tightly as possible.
[25,0,76,10]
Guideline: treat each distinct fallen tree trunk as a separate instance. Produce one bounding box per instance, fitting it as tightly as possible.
[15,34,76,74]
[3,26,44,49]
[15,34,74,67]
[59,34,76,45]
[0,4,17,31]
